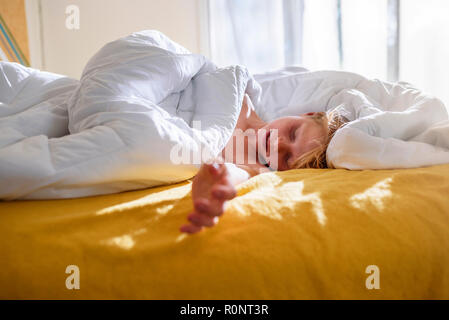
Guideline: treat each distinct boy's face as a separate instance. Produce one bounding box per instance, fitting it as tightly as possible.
[260,112,329,170]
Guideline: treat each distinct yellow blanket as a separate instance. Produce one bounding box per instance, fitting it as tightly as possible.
[1,164,449,299]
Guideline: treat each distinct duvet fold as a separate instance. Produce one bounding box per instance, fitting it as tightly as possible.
[254,69,449,169]
[0,31,256,199]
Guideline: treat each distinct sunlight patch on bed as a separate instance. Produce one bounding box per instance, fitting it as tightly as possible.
[96,184,190,215]
[350,177,393,211]
[230,180,326,226]
[175,233,188,243]
[156,204,174,215]
[101,228,147,250]
[104,234,135,250]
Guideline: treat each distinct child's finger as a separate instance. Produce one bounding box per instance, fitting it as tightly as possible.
[208,163,225,178]
[206,200,225,217]
[194,197,224,216]
[194,198,211,214]
[180,223,203,234]
[212,185,236,200]
[195,198,224,217]
[188,213,219,228]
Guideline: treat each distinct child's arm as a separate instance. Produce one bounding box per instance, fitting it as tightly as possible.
[180,162,260,234]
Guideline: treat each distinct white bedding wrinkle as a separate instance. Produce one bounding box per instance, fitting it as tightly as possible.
[0,31,258,199]
[253,68,449,170]
[325,80,449,169]
[0,30,448,200]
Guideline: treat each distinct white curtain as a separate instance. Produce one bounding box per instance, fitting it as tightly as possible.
[209,0,389,79]
[208,0,449,109]
[301,0,340,71]
[400,0,449,110]
[209,0,286,73]
[340,0,388,79]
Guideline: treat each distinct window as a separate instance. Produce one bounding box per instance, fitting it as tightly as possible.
[209,0,288,73]
[400,0,449,109]
[207,0,448,108]
[208,0,392,79]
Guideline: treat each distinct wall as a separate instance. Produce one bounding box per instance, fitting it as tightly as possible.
[0,0,30,64]
[26,0,206,79]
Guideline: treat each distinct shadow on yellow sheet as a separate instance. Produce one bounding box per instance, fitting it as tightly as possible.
[1,164,449,299]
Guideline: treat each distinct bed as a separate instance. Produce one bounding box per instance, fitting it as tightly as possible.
[1,164,449,299]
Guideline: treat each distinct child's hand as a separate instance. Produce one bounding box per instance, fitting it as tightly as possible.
[180,163,237,234]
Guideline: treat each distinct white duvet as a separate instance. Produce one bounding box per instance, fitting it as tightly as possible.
[254,68,449,169]
[0,30,448,200]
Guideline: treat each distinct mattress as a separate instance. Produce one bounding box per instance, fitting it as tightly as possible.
[1,164,449,299]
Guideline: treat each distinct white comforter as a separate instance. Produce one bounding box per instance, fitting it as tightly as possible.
[1,30,448,200]
[254,68,449,169]
[0,31,259,199]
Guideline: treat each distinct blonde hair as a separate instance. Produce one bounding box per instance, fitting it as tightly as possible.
[291,110,348,169]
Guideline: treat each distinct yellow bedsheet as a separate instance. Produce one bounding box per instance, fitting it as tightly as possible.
[1,164,449,299]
